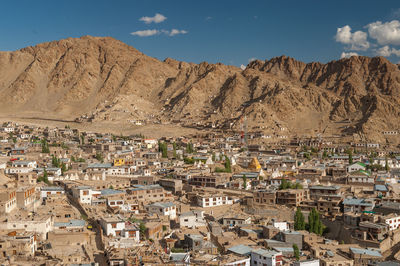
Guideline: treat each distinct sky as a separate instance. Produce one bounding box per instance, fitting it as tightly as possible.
[1,0,400,67]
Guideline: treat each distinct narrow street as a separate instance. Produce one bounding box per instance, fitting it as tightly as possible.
[67,193,107,266]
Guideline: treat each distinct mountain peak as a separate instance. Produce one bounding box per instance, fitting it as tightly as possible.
[0,36,399,141]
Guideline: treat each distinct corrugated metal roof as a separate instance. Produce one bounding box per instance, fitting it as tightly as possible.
[350,247,382,257]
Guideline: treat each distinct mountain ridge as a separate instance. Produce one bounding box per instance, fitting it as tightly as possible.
[1,36,399,142]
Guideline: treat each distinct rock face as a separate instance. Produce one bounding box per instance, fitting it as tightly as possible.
[1,36,400,140]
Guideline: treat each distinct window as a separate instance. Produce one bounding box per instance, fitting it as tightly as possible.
[111,223,117,228]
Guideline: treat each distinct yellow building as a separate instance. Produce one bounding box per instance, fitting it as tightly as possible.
[113,158,125,166]
[248,157,261,171]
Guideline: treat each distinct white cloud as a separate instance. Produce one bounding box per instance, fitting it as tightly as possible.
[340,52,359,59]
[169,29,188,36]
[376,45,400,57]
[335,25,369,51]
[205,16,212,21]
[161,29,188,36]
[131,29,159,37]
[240,64,246,70]
[248,57,257,63]
[367,20,400,45]
[139,13,167,24]
[131,29,187,37]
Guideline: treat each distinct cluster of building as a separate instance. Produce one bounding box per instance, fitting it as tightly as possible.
[0,122,400,265]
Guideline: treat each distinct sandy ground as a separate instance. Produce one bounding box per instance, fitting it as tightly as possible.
[0,115,203,138]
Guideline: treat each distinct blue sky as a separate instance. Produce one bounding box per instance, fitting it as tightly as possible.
[1,0,400,66]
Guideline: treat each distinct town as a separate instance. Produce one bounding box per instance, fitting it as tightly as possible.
[0,121,399,266]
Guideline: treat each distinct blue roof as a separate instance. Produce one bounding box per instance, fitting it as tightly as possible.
[228,244,253,256]
[232,172,260,178]
[101,189,124,196]
[41,187,64,191]
[343,198,374,206]
[252,249,280,257]
[148,202,175,208]
[87,163,112,168]
[273,247,294,252]
[350,247,382,257]
[130,184,163,191]
[170,253,189,262]
[54,219,85,227]
[374,185,388,192]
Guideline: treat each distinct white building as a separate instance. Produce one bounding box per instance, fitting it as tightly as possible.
[293,260,320,266]
[179,210,206,228]
[40,187,65,199]
[347,162,366,173]
[222,216,252,227]
[106,167,130,176]
[100,218,140,241]
[107,199,139,214]
[146,202,176,219]
[384,214,400,231]
[197,195,234,208]
[100,217,125,237]
[0,215,54,240]
[11,160,37,169]
[272,221,289,231]
[225,257,251,266]
[250,249,282,266]
[71,186,100,204]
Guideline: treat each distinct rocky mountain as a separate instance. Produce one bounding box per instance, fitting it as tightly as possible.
[1,36,400,141]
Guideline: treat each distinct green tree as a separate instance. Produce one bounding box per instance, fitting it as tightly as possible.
[41,138,50,153]
[322,151,328,159]
[139,222,147,240]
[242,175,247,189]
[71,155,76,162]
[173,142,177,158]
[158,141,168,158]
[184,157,195,164]
[307,208,324,236]
[293,244,300,261]
[186,142,194,154]
[38,169,50,184]
[348,149,353,164]
[61,163,67,175]
[95,152,104,163]
[224,156,231,173]
[212,152,216,161]
[52,155,60,167]
[279,179,290,190]
[294,208,306,231]
[80,135,85,145]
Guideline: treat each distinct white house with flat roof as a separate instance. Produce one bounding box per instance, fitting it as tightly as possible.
[145,202,176,219]
[40,187,65,198]
[71,186,100,204]
[250,249,282,266]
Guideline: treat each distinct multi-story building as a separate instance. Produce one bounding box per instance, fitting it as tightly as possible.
[196,194,234,208]
[16,186,36,209]
[253,190,276,205]
[382,214,400,231]
[145,202,177,219]
[126,185,172,202]
[250,249,283,266]
[189,175,228,188]
[276,189,309,207]
[71,186,101,204]
[40,186,65,199]
[0,188,17,214]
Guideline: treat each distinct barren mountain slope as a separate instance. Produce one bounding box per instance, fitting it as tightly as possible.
[1,36,400,141]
